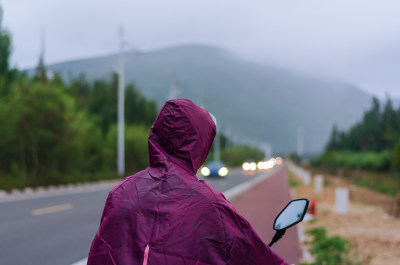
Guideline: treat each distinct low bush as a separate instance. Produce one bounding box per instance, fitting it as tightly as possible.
[312,151,391,172]
[301,227,369,265]
[220,145,264,167]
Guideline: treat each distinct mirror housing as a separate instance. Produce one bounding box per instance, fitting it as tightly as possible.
[268,199,309,247]
[273,198,309,231]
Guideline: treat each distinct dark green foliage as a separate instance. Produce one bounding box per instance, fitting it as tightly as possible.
[353,172,400,196]
[392,140,400,172]
[287,170,299,187]
[105,125,150,176]
[0,7,17,96]
[323,96,400,173]
[125,83,158,126]
[220,145,264,166]
[68,73,157,133]
[302,227,350,265]
[301,227,369,265]
[313,151,391,172]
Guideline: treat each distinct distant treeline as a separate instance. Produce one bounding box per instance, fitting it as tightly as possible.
[0,70,157,190]
[313,97,400,173]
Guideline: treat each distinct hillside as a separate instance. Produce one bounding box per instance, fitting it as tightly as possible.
[45,44,372,154]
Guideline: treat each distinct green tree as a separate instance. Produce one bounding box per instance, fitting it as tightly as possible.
[0,6,17,96]
[326,124,342,152]
[221,145,264,166]
[89,75,118,133]
[0,79,109,187]
[68,74,91,110]
[392,140,400,173]
[104,125,150,175]
[125,83,157,126]
[382,98,399,149]
[359,97,382,151]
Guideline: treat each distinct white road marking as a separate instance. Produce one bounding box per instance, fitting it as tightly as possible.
[31,203,73,216]
[223,170,273,201]
[71,257,87,265]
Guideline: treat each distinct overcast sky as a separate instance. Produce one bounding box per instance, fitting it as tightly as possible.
[2,0,400,99]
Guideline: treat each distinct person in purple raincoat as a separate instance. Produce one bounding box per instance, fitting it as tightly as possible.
[88,99,289,265]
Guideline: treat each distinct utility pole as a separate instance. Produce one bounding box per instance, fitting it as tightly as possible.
[117,26,125,176]
[297,127,304,157]
[167,71,179,100]
[213,132,221,162]
[263,143,272,160]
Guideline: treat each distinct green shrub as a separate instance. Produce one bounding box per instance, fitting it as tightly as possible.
[301,227,369,265]
[105,125,150,176]
[314,151,391,172]
[220,145,264,167]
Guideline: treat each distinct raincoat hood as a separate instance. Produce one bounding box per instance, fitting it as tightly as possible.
[148,99,216,174]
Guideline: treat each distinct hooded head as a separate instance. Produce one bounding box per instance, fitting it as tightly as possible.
[148,99,216,174]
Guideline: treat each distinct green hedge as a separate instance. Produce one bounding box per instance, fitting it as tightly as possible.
[312,150,391,172]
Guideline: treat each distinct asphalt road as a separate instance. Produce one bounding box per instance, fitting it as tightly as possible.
[0,168,261,265]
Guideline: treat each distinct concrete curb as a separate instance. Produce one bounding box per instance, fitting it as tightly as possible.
[223,170,273,201]
[288,163,313,263]
[0,180,120,203]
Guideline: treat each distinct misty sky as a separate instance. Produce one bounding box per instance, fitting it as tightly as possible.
[2,0,400,98]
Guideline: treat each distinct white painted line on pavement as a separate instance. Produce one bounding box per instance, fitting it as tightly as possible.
[31,203,73,216]
[223,170,274,201]
[71,257,87,265]
[0,181,120,204]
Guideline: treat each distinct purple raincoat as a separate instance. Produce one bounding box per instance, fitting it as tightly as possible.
[88,99,288,265]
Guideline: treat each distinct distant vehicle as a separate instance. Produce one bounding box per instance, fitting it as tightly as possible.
[200,160,228,178]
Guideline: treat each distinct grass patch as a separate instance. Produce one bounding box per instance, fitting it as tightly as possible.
[300,227,370,265]
[288,169,300,187]
[353,172,400,196]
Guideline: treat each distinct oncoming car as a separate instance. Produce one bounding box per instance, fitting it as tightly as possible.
[200,160,228,178]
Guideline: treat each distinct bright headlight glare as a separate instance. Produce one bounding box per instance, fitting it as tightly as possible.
[257,162,264,170]
[265,161,274,169]
[242,162,250,171]
[218,167,228,176]
[250,162,257,171]
[201,167,210,176]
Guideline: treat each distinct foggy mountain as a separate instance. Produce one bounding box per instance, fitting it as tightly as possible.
[45,44,372,154]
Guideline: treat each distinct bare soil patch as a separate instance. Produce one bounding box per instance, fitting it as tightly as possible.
[292,173,400,265]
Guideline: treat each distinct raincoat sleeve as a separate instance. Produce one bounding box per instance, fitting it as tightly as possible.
[87,180,145,265]
[217,195,289,265]
[87,193,114,265]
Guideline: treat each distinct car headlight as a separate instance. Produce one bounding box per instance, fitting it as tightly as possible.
[201,167,210,176]
[218,167,228,177]
[242,162,250,171]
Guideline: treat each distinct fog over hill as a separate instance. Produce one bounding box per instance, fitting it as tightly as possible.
[45,44,372,154]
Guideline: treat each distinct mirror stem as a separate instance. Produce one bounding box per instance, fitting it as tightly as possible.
[268,229,286,247]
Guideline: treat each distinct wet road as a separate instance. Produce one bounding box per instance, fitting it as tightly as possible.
[0,168,261,265]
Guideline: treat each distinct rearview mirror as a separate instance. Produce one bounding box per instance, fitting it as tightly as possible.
[268,199,309,247]
[274,199,309,230]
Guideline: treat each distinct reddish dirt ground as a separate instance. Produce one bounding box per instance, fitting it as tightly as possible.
[292,172,400,265]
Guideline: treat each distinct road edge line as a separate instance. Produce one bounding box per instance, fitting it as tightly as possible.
[223,167,279,201]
